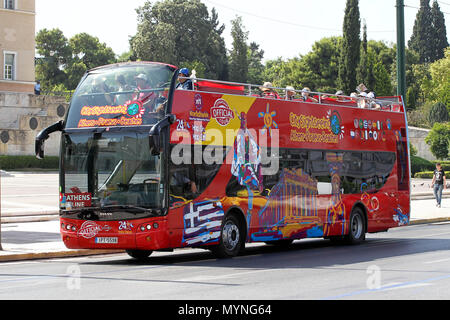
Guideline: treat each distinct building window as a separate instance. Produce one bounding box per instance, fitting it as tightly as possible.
[4,0,15,9]
[4,52,16,80]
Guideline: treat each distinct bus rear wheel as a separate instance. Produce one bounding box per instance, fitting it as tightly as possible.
[345,207,366,244]
[211,215,244,258]
[126,250,153,260]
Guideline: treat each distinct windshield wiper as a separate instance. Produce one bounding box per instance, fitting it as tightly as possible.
[62,205,154,215]
[100,205,154,214]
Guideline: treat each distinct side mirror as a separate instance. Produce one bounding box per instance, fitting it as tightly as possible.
[149,115,175,156]
[35,120,64,159]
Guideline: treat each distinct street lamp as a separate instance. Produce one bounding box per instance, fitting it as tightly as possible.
[396,0,407,108]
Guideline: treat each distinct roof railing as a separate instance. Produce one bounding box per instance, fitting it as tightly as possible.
[179,76,403,113]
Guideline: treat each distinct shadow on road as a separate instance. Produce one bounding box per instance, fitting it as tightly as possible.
[81,224,450,270]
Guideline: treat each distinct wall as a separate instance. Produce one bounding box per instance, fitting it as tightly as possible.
[0,0,36,93]
[0,92,67,156]
[408,126,436,161]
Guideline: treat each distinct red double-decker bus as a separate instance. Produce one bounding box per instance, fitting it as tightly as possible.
[36,61,411,260]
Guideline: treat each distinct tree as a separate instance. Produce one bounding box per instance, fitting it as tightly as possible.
[130,0,228,80]
[409,0,436,63]
[425,122,450,160]
[264,37,341,93]
[65,33,116,89]
[247,42,265,85]
[229,16,248,83]
[427,47,450,108]
[428,102,450,126]
[338,0,360,95]
[431,0,448,62]
[357,22,368,86]
[372,60,393,96]
[35,28,71,90]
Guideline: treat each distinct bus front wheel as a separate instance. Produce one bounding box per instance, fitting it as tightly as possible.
[126,250,153,260]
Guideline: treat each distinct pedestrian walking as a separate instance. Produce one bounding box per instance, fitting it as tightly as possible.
[431,163,447,208]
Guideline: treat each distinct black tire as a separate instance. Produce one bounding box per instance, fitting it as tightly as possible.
[211,215,244,258]
[126,250,153,260]
[345,207,366,244]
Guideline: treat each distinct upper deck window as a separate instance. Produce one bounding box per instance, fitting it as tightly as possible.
[66,63,175,129]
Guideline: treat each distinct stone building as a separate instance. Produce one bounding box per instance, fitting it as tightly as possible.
[0,0,36,93]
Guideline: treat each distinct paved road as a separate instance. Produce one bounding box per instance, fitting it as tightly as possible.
[0,222,449,301]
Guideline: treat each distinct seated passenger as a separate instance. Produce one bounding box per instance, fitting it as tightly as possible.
[301,87,318,103]
[91,77,114,106]
[133,73,157,109]
[114,74,133,105]
[358,92,368,108]
[335,90,347,101]
[176,68,193,90]
[367,92,381,110]
[285,86,296,100]
[260,82,280,99]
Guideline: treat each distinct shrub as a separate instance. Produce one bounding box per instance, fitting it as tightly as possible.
[410,156,435,175]
[0,156,59,170]
[414,171,450,179]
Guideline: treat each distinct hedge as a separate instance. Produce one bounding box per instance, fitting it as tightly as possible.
[0,155,59,170]
[410,156,435,175]
[414,171,450,179]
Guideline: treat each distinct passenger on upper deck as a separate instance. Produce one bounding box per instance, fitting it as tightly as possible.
[91,77,114,106]
[176,68,193,90]
[301,87,318,103]
[260,82,280,99]
[133,73,157,109]
[114,74,133,105]
[367,92,381,110]
[285,86,296,101]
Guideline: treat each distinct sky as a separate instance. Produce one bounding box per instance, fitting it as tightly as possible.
[35,0,450,62]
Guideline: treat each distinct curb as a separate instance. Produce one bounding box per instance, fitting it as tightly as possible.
[0,249,124,262]
[409,217,450,226]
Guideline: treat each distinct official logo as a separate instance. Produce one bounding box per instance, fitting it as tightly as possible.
[211,99,235,126]
[78,221,102,239]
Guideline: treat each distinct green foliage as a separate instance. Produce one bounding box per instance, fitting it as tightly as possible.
[410,155,435,175]
[0,156,59,170]
[414,171,450,179]
[36,28,117,91]
[247,42,265,85]
[428,102,450,126]
[229,16,248,83]
[425,122,450,160]
[431,0,449,62]
[409,0,435,63]
[130,0,228,80]
[338,0,360,95]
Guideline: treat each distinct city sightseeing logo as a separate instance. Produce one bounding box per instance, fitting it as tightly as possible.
[211,99,235,126]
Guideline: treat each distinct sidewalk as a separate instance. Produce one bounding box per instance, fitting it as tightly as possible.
[0,197,449,262]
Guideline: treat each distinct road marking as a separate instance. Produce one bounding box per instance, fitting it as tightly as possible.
[424,257,450,264]
[323,274,450,300]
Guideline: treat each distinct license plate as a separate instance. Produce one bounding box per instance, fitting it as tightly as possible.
[95,237,118,244]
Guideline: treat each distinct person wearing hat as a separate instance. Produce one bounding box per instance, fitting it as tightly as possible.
[176,68,193,90]
[301,87,318,103]
[285,86,297,101]
[133,73,156,109]
[259,82,280,99]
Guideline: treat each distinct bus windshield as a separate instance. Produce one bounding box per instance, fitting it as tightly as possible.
[61,129,166,215]
[66,63,175,129]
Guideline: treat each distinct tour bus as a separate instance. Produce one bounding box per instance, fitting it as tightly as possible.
[36,61,411,260]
